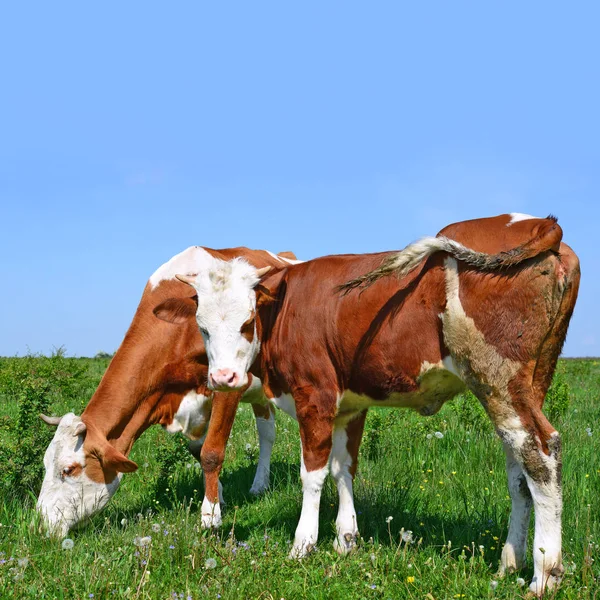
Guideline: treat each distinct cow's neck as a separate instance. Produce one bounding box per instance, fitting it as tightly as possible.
[81,282,204,457]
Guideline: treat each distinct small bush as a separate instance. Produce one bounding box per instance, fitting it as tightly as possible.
[0,351,91,499]
[544,370,571,423]
[448,390,491,434]
[152,433,193,502]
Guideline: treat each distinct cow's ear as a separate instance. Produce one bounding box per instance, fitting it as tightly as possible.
[256,269,286,307]
[101,444,138,473]
[277,250,297,261]
[153,297,198,324]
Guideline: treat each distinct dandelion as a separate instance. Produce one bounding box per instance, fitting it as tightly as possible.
[585,427,592,436]
[516,578,525,587]
[17,557,28,568]
[134,536,152,548]
[490,580,498,590]
[426,433,433,439]
[204,557,217,569]
[13,572,24,582]
[186,463,192,469]
[62,538,75,550]
[152,524,161,533]
[245,443,252,451]
[121,518,127,526]
[406,576,415,583]
[434,431,444,439]
[401,530,414,544]
[386,516,393,524]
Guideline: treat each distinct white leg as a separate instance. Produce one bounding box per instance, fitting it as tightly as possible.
[499,444,532,575]
[526,433,563,595]
[200,494,222,529]
[330,425,358,554]
[498,424,563,596]
[249,412,276,495]
[290,446,329,558]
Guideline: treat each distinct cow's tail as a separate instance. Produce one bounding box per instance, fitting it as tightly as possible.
[339,216,562,293]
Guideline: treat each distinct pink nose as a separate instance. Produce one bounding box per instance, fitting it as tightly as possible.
[210,369,239,388]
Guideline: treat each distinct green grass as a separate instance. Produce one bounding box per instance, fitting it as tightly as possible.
[0,358,598,599]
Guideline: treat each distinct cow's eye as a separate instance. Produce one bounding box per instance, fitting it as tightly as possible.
[61,465,78,479]
[200,328,209,338]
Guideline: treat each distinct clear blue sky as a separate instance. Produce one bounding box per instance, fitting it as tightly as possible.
[1,2,598,357]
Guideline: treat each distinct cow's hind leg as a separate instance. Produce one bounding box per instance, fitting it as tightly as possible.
[331,410,367,555]
[249,402,276,495]
[498,444,532,575]
[487,400,563,595]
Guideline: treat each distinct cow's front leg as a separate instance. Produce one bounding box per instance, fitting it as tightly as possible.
[331,410,367,555]
[199,391,242,529]
[289,388,337,559]
[249,402,276,495]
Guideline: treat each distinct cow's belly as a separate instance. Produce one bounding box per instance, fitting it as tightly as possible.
[339,360,466,418]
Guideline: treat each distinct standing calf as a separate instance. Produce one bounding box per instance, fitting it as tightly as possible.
[177,214,579,596]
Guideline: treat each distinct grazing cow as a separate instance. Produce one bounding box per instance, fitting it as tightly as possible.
[176,214,579,596]
[37,246,301,537]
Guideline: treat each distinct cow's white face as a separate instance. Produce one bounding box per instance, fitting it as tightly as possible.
[37,414,124,537]
[181,258,262,391]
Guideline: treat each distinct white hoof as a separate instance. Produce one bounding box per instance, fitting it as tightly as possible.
[288,540,315,559]
[249,482,268,496]
[333,531,358,555]
[200,497,222,529]
[529,570,562,597]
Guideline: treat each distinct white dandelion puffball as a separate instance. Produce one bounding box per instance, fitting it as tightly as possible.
[204,557,217,569]
[62,538,75,550]
[434,431,444,439]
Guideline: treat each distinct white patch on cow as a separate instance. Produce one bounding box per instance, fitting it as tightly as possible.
[290,455,329,558]
[149,246,213,289]
[166,390,211,440]
[200,496,222,529]
[271,393,297,419]
[507,213,538,225]
[185,257,261,389]
[37,413,120,537]
[330,425,358,555]
[266,250,303,265]
[249,413,276,495]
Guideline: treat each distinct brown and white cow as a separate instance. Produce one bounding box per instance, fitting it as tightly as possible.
[176,214,579,596]
[37,245,301,537]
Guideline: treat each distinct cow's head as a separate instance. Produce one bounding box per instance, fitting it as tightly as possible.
[37,413,137,536]
[153,258,276,391]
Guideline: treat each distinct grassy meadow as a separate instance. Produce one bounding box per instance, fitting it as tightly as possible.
[0,355,598,599]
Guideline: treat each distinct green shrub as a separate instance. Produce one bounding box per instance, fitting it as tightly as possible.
[544,370,571,423]
[152,432,193,502]
[448,390,491,434]
[0,351,91,499]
